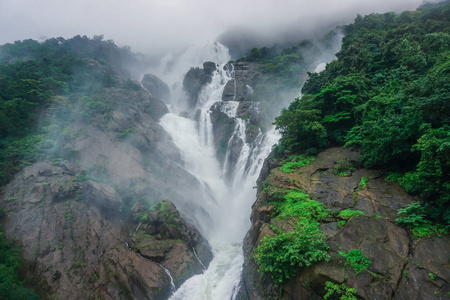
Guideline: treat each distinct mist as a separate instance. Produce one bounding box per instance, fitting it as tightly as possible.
[1,0,423,58]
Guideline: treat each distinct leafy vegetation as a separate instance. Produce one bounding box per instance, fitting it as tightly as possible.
[324,281,358,300]
[254,188,330,286]
[333,159,357,177]
[395,202,448,237]
[0,210,39,299]
[337,209,365,220]
[254,223,330,285]
[337,209,365,228]
[339,249,371,275]
[272,1,450,225]
[357,176,369,190]
[279,154,316,173]
[0,35,142,185]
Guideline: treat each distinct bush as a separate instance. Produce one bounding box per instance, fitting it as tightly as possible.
[337,209,365,220]
[255,188,330,286]
[339,249,371,275]
[324,281,358,300]
[279,155,316,173]
[254,223,330,285]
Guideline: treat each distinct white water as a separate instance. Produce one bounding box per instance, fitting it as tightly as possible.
[153,43,280,299]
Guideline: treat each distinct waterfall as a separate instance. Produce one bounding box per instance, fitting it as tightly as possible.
[152,42,280,300]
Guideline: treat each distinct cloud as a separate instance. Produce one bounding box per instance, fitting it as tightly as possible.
[0,0,423,57]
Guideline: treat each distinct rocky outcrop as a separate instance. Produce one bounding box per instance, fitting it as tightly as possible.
[129,200,213,287]
[222,62,260,101]
[141,73,171,103]
[209,107,237,166]
[239,147,450,300]
[183,61,217,107]
[1,161,211,299]
[0,78,213,299]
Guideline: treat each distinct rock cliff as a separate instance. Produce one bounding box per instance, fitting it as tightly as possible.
[183,61,217,107]
[183,61,266,179]
[222,62,260,102]
[0,75,213,299]
[239,147,450,300]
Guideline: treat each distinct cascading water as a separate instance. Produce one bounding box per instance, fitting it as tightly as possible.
[152,42,280,299]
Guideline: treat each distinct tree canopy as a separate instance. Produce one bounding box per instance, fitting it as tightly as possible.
[273,1,450,224]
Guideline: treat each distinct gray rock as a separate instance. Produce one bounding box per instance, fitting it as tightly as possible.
[203,61,217,75]
[183,65,214,107]
[141,73,170,102]
[84,180,123,212]
[222,62,260,101]
[239,147,449,300]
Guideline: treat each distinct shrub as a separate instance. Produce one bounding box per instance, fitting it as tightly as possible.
[357,176,369,190]
[337,209,365,220]
[279,154,316,173]
[333,159,357,177]
[254,223,330,285]
[339,249,371,275]
[255,189,330,286]
[395,202,428,227]
[324,281,358,300]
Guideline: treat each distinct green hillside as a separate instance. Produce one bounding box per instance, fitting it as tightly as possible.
[273,1,450,226]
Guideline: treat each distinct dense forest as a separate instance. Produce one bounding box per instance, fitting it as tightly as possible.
[0,35,142,185]
[0,1,449,298]
[272,1,450,231]
[0,36,143,299]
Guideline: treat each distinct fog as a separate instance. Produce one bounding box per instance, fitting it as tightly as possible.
[1,0,424,57]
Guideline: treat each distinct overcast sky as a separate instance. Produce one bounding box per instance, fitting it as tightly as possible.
[0,0,424,57]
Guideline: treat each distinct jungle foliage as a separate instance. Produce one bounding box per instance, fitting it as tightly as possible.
[0,35,142,185]
[240,31,343,120]
[0,210,39,299]
[273,1,450,225]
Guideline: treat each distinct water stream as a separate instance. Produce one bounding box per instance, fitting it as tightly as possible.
[153,42,279,299]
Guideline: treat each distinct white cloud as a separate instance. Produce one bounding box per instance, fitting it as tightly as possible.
[0,0,423,56]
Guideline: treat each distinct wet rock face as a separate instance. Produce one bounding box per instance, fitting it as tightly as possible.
[1,163,211,299]
[396,237,450,300]
[222,62,260,102]
[239,147,450,300]
[129,200,213,287]
[183,61,217,107]
[141,73,171,103]
[0,81,212,299]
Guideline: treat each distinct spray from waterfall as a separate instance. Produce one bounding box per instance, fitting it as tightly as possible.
[149,42,280,299]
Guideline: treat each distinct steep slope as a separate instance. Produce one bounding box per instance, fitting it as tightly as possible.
[0,37,213,299]
[239,147,449,299]
[239,2,450,299]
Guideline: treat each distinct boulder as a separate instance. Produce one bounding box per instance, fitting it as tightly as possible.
[395,236,450,300]
[203,61,217,75]
[222,62,260,101]
[83,180,123,212]
[183,64,214,107]
[129,200,213,288]
[141,73,170,103]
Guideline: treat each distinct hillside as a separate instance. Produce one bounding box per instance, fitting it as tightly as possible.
[239,2,450,299]
[0,36,213,299]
